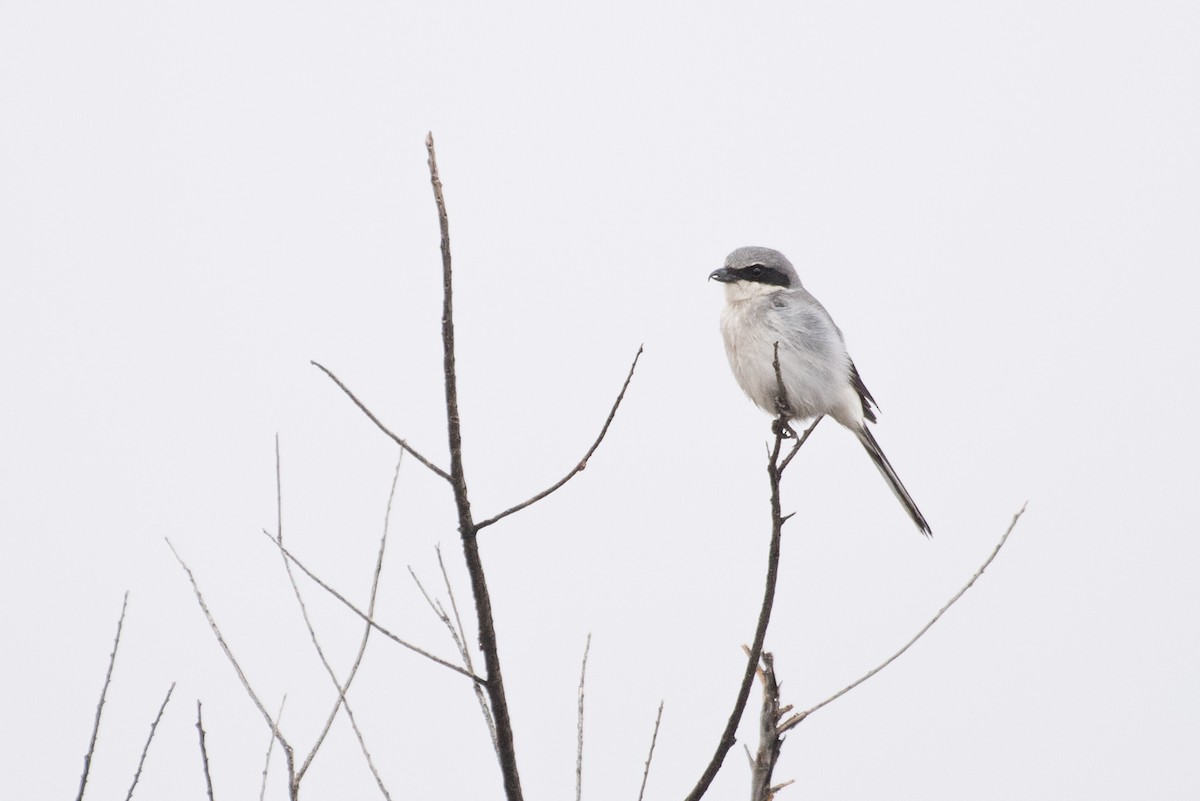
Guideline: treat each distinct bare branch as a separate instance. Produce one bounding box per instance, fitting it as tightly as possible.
[330,453,405,801]
[772,341,791,419]
[196,701,215,801]
[168,540,281,730]
[427,131,524,801]
[408,567,446,626]
[409,552,498,752]
[779,417,821,473]
[310,360,450,482]
[76,591,129,801]
[682,386,818,801]
[438,552,493,745]
[270,439,396,798]
[770,779,796,797]
[783,504,1028,729]
[476,345,643,531]
[636,702,664,801]
[576,633,592,801]
[766,341,824,469]
[263,529,482,682]
[436,545,474,678]
[125,682,175,801]
[259,696,286,801]
[166,540,297,797]
[748,654,783,801]
[268,438,342,781]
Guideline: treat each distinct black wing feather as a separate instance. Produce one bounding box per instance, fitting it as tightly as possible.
[849,361,879,424]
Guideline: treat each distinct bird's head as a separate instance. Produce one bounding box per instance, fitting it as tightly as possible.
[709,247,800,301]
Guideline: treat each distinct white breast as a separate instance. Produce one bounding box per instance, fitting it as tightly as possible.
[719,290,858,424]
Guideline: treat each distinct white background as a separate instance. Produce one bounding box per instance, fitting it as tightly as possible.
[2,2,1197,799]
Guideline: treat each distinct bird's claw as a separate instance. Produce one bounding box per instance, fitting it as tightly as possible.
[772,418,797,439]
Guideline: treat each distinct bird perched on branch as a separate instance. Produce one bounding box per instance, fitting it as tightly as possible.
[710,246,931,536]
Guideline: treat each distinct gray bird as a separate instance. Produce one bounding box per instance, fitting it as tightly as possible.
[710,246,931,535]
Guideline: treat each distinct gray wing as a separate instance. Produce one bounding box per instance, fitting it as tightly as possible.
[783,288,878,424]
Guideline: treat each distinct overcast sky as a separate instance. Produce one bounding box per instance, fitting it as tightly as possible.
[2,2,1198,799]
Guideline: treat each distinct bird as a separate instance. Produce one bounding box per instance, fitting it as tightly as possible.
[709,246,931,536]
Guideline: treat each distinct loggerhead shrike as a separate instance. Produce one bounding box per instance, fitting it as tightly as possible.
[710,246,931,536]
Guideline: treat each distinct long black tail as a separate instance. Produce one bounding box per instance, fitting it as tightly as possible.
[855,426,931,536]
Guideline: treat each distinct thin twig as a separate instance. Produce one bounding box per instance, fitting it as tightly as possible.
[76,591,129,801]
[436,551,496,743]
[259,696,286,801]
[576,633,592,801]
[271,439,396,798]
[311,360,450,482]
[167,540,297,798]
[436,545,475,681]
[263,530,482,682]
[768,340,822,473]
[125,682,175,801]
[682,347,816,801]
[270,438,343,779]
[636,702,664,801]
[332,453,405,801]
[779,417,821,473]
[409,568,449,630]
[196,701,215,801]
[427,131,524,801]
[409,551,498,752]
[475,346,643,531]
[771,779,797,797]
[782,503,1028,728]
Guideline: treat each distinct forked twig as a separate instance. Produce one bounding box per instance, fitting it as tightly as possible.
[259,696,286,801]
[409,552,498,752]
[782,504,1028,728]
[779,417,821,473]
[435,545,475,681]
[125,682,175,801]
[335,456,404,800]
[76,591,129,801]
[636,702,664,801]
[263,530,481,682]
[167,540,297,798]
[476,346,643,531]
[310,360,450,482]
[272,439,396,797]
[682,347,817,801]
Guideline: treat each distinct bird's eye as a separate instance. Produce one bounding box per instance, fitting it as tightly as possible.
[749,264,764,276]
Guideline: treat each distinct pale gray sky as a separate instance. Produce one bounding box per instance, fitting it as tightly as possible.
[2,2,1197,799]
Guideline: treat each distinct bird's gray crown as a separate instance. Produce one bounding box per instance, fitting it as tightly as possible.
[719,246,799,288]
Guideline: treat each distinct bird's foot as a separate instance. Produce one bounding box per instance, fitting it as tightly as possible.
[772,418,797,439]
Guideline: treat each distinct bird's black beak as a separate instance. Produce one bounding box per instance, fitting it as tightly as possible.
[709,267,736,283]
